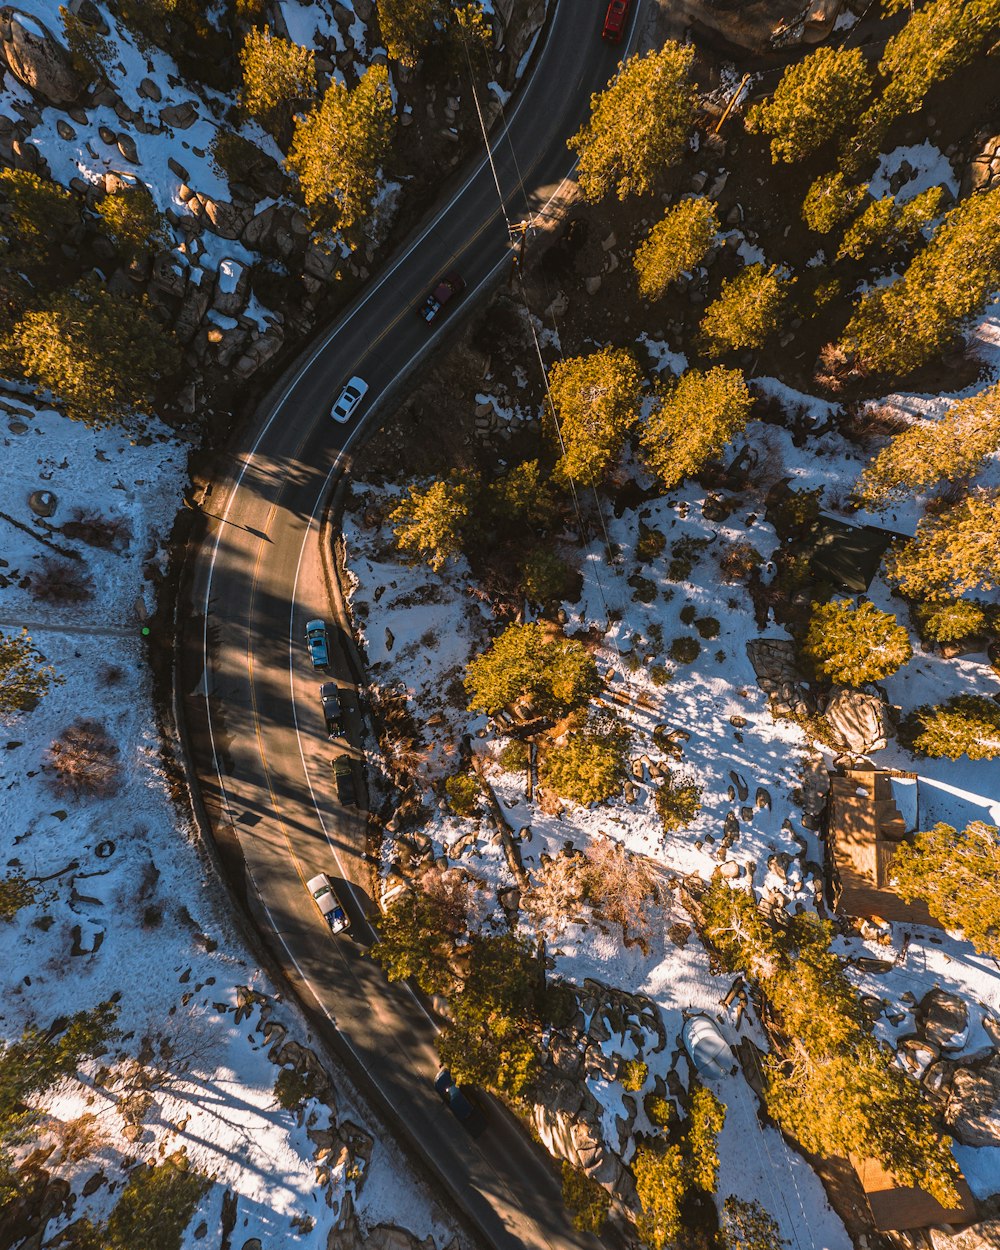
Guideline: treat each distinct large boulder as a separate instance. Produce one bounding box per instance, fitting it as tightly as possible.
[0,8,81,105]
[962,134,1000,197]
[529,1069,628,1191]
[919,988,970,1053]
[822,685,891,754]
[746,638,815,720]
[946,1052,1000,1146]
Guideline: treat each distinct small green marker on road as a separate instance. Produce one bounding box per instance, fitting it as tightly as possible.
[141,626,150,636]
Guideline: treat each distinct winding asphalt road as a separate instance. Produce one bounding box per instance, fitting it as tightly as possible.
[178,6,646,1249]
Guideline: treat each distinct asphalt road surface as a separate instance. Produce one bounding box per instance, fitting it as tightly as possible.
[180,6,646,1249]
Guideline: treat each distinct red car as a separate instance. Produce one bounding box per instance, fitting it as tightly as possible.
[602,0,629,41]
[417,271,465,323]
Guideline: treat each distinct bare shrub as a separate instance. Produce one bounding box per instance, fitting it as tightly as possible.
[31,557,93,604]
[62,508,132,550]
[46,719,121,798]
[98,663,125,686]
[718,539,762,584]
[580,836,659,942]
[50,1112,106,1165]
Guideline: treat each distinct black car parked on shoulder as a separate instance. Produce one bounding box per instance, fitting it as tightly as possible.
[332,753,356,806]
[320,682,342,738]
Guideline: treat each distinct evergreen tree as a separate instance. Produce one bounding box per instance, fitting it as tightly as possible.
[745,46,873,164]
[686,1084,725,1193]
[546,346,644,484]
[886,490,1000,599]
[568,44,696,201]
[840,188,1000,375]
[78,1152,209,1250]
[912,599,991,645]
[97,181,169,263]
[633,1142,687,1250]
[12,282,181,426]
[0,169,78,263]
[849,0,1000,161]
[0,628,61,713]
[891,820,1000,955]
[561,1163,610,1234]
[379,0,441,67]
[640,366,753,489]
[700,265,790,355]
[801,171,868,234]
[390,472,476,572]
[485,459,559,536]
[856,384,1000,507]
[519,549,579,611]
[372,882,470,995]
[240,27,316,141]
[540,722,629,806]
[633,197,720,300]
[803,599,912,685]
[286,65,394,232]
[901,695,1000,761]
[465,622,599,716]
[721,1197,788,1250]
[836,186,945,263]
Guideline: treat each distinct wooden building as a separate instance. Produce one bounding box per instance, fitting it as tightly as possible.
[852,1156,977,1232]
[827,766,941,927]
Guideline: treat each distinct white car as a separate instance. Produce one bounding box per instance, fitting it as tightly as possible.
[330,376,368,423]
[307,872,349,934]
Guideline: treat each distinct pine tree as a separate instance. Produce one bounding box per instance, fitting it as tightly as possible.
[0,628,61,713]
[901,695,1000,761]
[856,384,1000,507]
[721,1197,788,1250]
[389,472,476,572]
[686,1084,725,1193]
[633,1142,687,1250]
[568,44,696,202]
[95,1152,209,1250]
[840,187,1000,375]
[0,169,79,263]
[836,186,945,263]
[912,599,991,645]
[97,181,169,263]
[12,282,181,426]
[465,622,599,716]
[540,723,629,806]
[546,346,644,484]
[239,27,316,140]
[848,0,1000,163]
[745,46,874,164]
[886,490,1000,599]
[700,265,790,355]
[633,197,720,300]
[286,65,394,231]
[371,885,468,995]
[640,366,753,489]
[803,599,912,685]
[378,0,445,67]
[801,171,868,234]
[891,820,1000,955]
[485,459,559,535]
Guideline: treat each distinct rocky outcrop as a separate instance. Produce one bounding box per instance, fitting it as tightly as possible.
[963,134,1000,197]
[822,685,891,754]
[919,989,970,1052]
[0,8,81,105]
[746,638,815,720]
[930,1202,1000,1250]
[946,1052,1000,1146]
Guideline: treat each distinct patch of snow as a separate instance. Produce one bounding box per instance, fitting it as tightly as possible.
[868,142,959,205]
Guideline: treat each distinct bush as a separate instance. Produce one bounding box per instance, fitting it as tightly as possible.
[645,1093,674,1127]
[636,522,667,563]
[520,549,581,608]
[45,720,122,798]
[541,724,630,806]
[901,695,1000,760]
[669,636,700,664]
[803,599,912,685]
[499,740,529,772]
[912,599,991,645]
[31,557,93,604]
[0,874,36,922]
[445,773,480,817]
[273,1067,320,1111]
[695,616,720,640]
[621,1058,648,1092]
[767,486,822,538]
[719,540,763,583]
[649,664,672,687]
[668,535,710,580]
[561,1162,610,1233]
[94,1151,209,1250]
[62,508,131,550]
[654,771,702,832]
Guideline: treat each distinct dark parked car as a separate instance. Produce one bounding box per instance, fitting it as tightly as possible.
[602,0,630,41]
[418,272,465,323]
[305,619,330,669]
[332,753,356,806]
[434,1067,486,1135]
[320,682,343,738]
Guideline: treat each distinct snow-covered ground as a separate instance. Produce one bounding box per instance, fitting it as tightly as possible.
[0,395,454,1247]
[340,308,1000,1245]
